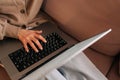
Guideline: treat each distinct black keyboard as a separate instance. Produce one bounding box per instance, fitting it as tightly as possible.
[9,32,67,72]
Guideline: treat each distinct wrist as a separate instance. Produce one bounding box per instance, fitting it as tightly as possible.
[17,28,26,38]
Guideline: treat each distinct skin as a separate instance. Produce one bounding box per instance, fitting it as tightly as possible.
[18,29,47,53]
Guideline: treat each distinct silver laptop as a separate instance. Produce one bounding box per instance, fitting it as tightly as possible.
[0,22,111,80]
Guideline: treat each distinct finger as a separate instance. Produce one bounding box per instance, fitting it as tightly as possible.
[19,36,29,52]
[35,30,42,34]
[22,41,29,53]
[31,37,43,50]
[28,40,39,52]
[0,64,4,68]
[35,34,47,43]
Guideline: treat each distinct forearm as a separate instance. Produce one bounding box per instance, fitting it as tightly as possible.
[0,18,21,40]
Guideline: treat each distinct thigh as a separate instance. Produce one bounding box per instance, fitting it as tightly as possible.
[0,66,11,80]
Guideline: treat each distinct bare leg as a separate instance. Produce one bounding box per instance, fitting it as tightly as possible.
[0,65,11,80]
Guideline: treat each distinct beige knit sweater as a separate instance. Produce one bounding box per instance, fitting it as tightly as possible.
[0,0,47,39]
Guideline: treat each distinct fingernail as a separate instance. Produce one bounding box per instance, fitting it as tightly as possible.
[40,30,42,32]
[36,50,39,53]
[40,47,43,50]
[44,40,47,43]
[27,50,29,53]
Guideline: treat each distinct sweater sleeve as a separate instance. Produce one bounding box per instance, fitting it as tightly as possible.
[0,18,21,40]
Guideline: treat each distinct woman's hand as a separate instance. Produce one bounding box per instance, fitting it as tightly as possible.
[18,29,47,53]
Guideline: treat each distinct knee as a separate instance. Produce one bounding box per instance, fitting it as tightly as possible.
[0,66,11,80]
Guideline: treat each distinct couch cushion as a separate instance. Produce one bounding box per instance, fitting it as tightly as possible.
[84,48,113,75]
[0,66,11,80]
[44,0,120,56]
[107,55,120,80]
[119,54,120,75]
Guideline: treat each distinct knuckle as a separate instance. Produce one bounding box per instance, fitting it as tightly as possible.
[26,37,30,41]
[34,39,38,43]
[23,39,27,42]
[32,32,36,35]
[35,34,40,37]
[38,36,43,39]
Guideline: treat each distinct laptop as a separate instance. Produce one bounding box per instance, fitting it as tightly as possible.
[0,22,111,80]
